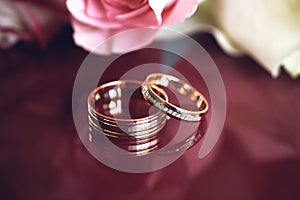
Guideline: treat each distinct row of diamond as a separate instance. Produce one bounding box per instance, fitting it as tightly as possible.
[142,84,201,122]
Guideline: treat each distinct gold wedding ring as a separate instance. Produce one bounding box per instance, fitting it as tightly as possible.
[87,74,209,154]
[87,80,168,153]
[142,73,209,122]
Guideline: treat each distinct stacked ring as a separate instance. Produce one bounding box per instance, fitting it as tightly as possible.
[87,80,168,153]
[142,73,209,122]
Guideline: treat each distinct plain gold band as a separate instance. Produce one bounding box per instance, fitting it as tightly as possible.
[87,80,168,140]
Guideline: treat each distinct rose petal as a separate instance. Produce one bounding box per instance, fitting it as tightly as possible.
[101,0,132,18]
[116,6,160,27]
[66,0,86,17]
[67,0,123,29]
[114,4,148,20]
[128,0,148,9]
[67,0,201,55]
[163,0,201,25]
[148,0,170,24]
[72,19,159,55]
[110,28,158,54]
[71,20,112,54]
[86,0,106,18]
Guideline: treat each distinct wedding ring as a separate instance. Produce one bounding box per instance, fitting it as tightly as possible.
[142,73,209,122]
[87,80,168,141]
[88,114,166,139]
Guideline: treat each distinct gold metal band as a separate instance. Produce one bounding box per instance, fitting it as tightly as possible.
[87,80,168,140]
[88,114,167,139]
[142,73,209,122]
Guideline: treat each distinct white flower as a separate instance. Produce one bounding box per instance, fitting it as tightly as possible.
[159,0,300,78]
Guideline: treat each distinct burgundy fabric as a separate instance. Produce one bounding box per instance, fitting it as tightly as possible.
[0,29,299,200]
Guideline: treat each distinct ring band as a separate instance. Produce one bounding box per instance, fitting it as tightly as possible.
[142,73,209,122]
[87,80,168,140]
[88,114,167,139]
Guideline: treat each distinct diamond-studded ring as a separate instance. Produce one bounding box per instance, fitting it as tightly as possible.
[142,73,209,122]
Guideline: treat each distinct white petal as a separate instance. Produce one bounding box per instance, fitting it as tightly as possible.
[161,0,300,78]
[211,0,300,78]
[282,49,300,78]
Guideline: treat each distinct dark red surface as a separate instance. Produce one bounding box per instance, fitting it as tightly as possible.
[0,29,300,200]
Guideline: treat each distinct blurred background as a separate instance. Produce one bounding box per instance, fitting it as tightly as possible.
[1,0,300,199]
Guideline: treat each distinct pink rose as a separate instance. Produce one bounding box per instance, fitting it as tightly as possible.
[0,0,68,49]
[66,0,201,55]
